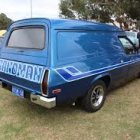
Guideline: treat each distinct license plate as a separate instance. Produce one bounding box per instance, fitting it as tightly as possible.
[12,86,24,98]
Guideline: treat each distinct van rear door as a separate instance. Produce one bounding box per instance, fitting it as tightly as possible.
[0,19,50,95]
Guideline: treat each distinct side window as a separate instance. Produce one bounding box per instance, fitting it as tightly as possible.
[119,37,136,55]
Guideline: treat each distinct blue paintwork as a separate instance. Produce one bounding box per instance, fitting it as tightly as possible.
[0,18,140,105]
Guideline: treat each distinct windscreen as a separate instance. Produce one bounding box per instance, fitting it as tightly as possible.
[8,27,45,49]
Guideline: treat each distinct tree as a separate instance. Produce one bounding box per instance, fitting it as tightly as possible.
[59,0,112,22]
[0,13,12,30]
[59,0,140,29]
[126,0,140,21]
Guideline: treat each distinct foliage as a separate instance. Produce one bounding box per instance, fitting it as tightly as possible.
[59,0,140,29]
[0,13,12,30]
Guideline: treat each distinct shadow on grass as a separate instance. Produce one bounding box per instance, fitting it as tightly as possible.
[8,98,90,128]
[8,79,139,120]
[107,78,139,96]
[11,97,85,117]
[3,78,140,125]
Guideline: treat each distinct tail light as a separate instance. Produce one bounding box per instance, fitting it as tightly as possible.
[41,70,49,95]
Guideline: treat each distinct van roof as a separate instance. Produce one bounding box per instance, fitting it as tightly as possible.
[11,18,122,31]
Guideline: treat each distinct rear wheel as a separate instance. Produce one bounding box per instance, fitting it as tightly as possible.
[82,80,107,112]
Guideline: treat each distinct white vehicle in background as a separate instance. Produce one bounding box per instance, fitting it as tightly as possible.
[0,37,3,48]
[125,31,139,47]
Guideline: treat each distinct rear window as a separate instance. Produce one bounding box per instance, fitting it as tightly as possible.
[8,27,45,49]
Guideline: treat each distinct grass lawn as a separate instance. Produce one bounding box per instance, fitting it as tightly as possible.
[0,79,140,140]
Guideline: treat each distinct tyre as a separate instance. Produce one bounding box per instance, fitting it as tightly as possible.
[82,80,107,112]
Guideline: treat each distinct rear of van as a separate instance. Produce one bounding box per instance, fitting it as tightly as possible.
[0,18,56,108]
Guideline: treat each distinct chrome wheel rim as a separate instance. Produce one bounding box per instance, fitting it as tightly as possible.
[91,85,104,107]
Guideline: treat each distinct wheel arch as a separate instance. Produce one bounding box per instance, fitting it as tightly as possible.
[76,73,111,101]
[90,74,111,89]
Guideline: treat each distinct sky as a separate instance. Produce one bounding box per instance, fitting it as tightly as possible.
[0,0,60,21]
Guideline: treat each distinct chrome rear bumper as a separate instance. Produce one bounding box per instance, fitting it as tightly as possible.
[30,94,56,109]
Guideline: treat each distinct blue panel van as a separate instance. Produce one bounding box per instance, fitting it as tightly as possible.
[0,18,139,112]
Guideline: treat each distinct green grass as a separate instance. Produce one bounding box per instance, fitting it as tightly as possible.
[0,79,140,140]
